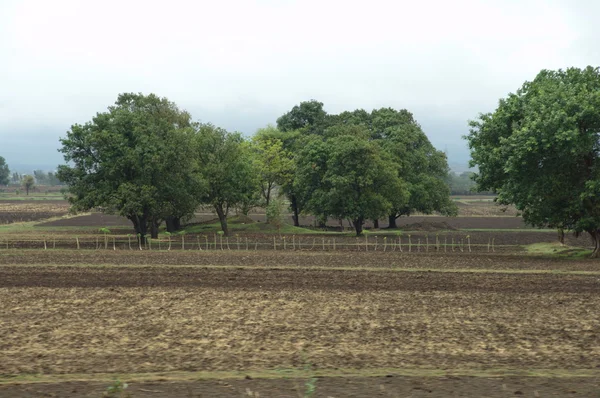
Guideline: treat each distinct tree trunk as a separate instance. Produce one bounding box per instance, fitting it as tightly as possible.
[215,205,229,236]
[373,219,379,229]
[353,217,364,236]
[265,184,271,208]
[589,230,600,258]
[150,219,159,239]
[165,217,176,233]
[166,216,181,233]
[129,215,149,244]
[388,214,398,229]
[291,195,300,227]
[557,228,565,245]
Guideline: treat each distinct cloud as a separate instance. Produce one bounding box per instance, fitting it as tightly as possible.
[1,0,598,169]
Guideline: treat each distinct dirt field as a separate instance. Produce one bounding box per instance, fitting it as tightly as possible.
[0,251,599,397]
[37,212,529,230]
[0,202,70,224]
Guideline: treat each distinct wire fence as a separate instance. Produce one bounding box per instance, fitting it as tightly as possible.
[0,234,504,253]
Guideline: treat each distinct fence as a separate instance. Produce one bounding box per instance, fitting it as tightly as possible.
[0,234,502,253]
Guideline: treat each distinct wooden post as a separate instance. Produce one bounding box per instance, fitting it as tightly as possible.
[425,235,429,252]
[399,236,403,252]
[76,237,80,250]
[365,235,368,251]
[408,235,412,252]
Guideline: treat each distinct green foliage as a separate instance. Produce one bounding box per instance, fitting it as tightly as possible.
[195,124,259,236]
[275,102,455,229]
[32,170,61,185]
[466,66,600,256]
[447,171,478,195]
[266,197,286,232]
[251,126,295,207]
[276,100,328,134]
[0,156,9,185]
[295,129,407,235]
[103,379,129,397]
[57,93,203,241]
[21,175,35,195]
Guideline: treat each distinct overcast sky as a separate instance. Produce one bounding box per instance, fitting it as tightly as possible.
[1,0,598,172]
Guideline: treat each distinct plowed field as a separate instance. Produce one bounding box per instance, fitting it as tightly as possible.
[1,251,599,397]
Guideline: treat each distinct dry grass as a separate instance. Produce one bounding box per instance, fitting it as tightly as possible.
[0,202,71,224]
[1,278,599,375]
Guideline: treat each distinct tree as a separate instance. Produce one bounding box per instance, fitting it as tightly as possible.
[251,126,294,209]
[33,170,49,185]
[21,175,35,195]
[0,156,9,185]
[11,172,21,184]
[466,66,600,257]
[58,93,202,243]
[195,124,259,236]
[276,100,328,134]
[296,128,407,236]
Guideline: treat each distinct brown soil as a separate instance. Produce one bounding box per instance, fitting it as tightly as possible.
[37,212,529,230]
[0,250,598,272]
[0,202,70,224]
[1,252,599,397]
[1,376,598,397]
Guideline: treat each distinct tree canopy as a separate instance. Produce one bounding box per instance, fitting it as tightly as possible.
[0,156,9,186]
[194,123,259,236]
[58,93,203,241]
[57,92,455,239]
[466,66,600,256]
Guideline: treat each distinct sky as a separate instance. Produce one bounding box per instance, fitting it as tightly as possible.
[1,0,599,172]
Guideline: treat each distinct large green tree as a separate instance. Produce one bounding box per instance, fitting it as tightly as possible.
[58,93,202,242]
[466,66,600,257]
[195,124,259,236]
[0,156,9,185]
[251,126,294,208]
[276,100,328,134]
[371,109,457,227]
[296,127,407,235]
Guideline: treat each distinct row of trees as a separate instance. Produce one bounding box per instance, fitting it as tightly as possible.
[58,93,456,240]
[0,159,36,195]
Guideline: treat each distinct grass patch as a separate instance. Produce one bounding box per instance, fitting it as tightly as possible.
[524,242,592,258]
[184,216,325,235]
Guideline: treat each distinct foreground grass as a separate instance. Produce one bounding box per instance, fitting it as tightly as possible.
[524,242,592,258]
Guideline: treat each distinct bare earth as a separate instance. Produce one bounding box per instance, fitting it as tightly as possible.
[1,251,599,396]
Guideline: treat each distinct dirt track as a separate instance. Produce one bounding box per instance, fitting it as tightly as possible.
[1,265,600,293]
[0,250,598,271]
